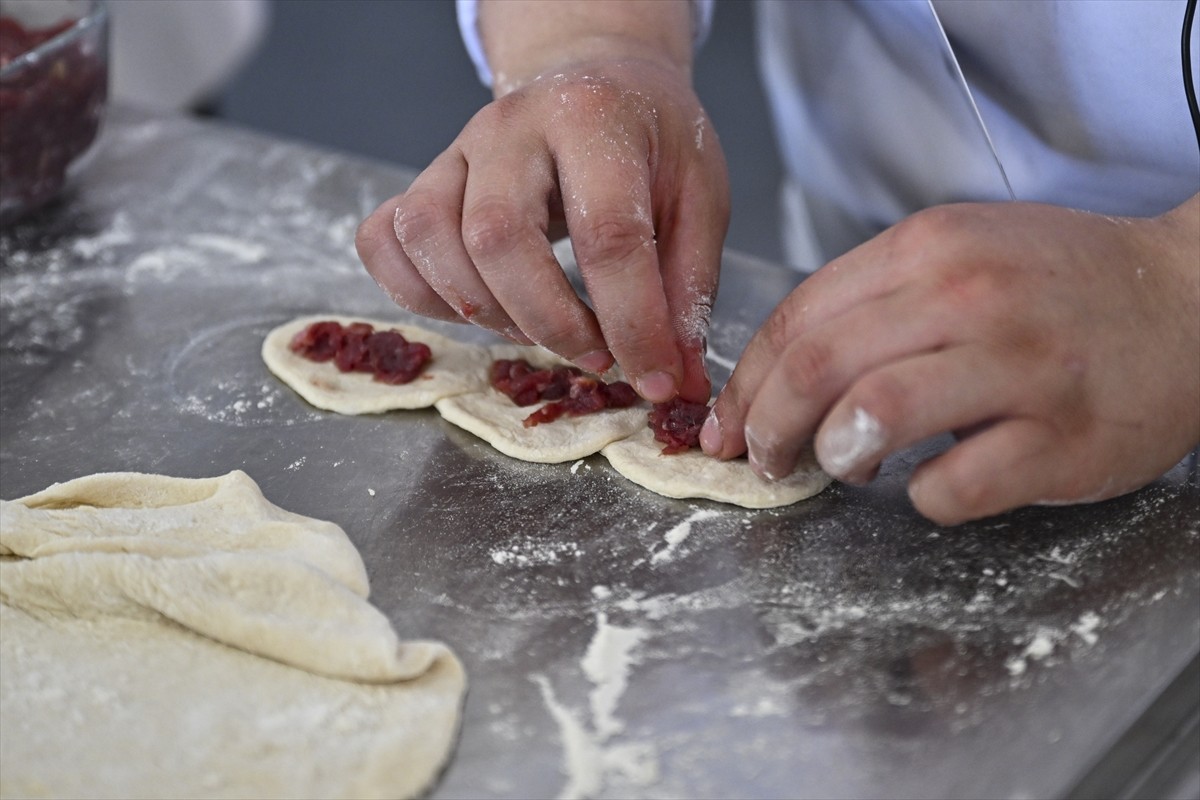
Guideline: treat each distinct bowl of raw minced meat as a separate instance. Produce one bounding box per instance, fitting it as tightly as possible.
[0,0,108,225]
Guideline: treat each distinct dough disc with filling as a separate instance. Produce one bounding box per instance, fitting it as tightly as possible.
[434,344,648,464]
[0,470,465,799]
[262,314,490,414]
[602,426,833,509]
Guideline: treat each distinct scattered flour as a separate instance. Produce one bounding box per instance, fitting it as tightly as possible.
[1005,611,1103,677]
[186,234,267,263]
[491,540,582,567]
[650,509,722,565]
[582,612,647,740]
[535,612,656,800]
[1070,611,1102,646]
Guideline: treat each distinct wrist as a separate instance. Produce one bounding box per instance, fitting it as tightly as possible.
[478,0,694,96]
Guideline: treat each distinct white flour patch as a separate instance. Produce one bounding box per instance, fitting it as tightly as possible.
[1036,546,1077,566]
[491,539,582,567]
[533,612,657,800]
[817,407,886,477]
[187,234,268,263]
[1005,628,1059,677]
[72,212,134,258]
[582,612,648,740]
[651,509,722,565]
[1070,611,1102,646]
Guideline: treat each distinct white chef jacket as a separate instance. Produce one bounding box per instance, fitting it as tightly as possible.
[458,0,1199,268]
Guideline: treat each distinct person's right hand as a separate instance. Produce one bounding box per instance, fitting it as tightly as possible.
[356,16,729,404]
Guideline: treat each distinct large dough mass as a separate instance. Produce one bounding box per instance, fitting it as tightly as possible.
[0,470,465,799]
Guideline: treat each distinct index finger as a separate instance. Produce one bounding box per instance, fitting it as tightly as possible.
[557,147,683,403]
[700,227,911,459]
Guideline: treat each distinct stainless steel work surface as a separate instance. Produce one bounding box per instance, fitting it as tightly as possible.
[2,108,1198,799]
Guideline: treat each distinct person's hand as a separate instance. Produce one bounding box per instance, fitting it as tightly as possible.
[356,2,729,404]
[701,197,1200,525]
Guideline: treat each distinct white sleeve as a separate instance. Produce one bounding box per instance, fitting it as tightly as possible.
[455,0,715,88]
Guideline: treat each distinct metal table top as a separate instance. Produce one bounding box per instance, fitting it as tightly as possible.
[2,107,1197,800]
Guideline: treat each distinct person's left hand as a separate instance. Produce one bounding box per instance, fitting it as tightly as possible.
[700,197,1200,525]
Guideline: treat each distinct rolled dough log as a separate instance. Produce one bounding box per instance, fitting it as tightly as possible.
[0,470,465,799]
[261,314,490,414]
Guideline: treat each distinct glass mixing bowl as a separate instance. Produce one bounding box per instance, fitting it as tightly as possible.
[0,0,109,225]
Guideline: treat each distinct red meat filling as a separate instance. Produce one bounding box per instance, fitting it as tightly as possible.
[490,358,640,427]
[648,398,711,454]
[1,15,108,222]
[289,320,431,385]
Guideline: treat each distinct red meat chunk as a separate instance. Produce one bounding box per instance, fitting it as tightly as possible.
[288,320,431,384]
[0,15,108,221]
[648,398,710,454]
[489,358,640,427]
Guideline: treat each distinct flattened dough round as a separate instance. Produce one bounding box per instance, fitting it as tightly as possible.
[262,314,490,414]
[435,344,648,464]
[0,470,466,800]
[602,427,833,509]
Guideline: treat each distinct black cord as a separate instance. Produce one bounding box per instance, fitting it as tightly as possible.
[1185,0,1199,152]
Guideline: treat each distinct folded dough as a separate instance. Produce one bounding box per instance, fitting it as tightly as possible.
[0,470,465,799]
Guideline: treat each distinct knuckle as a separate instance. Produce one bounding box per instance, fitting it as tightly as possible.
[609,321,670,365]
[886,205,976,278]
[573,213,654,275]
[932,467,994,522]
[384,282,451,319]
[759,300,807,355]
[898,204,966,244]
[354,215,386,265]
[778,339,835,395]
[463,92,530,138]
[392,192,452,249]
[554,79,627,119]
[529,320,593,357]
[462,199,526,261]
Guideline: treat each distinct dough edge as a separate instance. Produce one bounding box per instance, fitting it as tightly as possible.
[262,314,490,414]
[602,427,833,509]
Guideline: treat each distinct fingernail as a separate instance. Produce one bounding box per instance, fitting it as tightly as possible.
[745,427,779,481]
[699,412,722,454]
[577,349,614,374]
[816,407,886,478]
[636,370,676,403]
